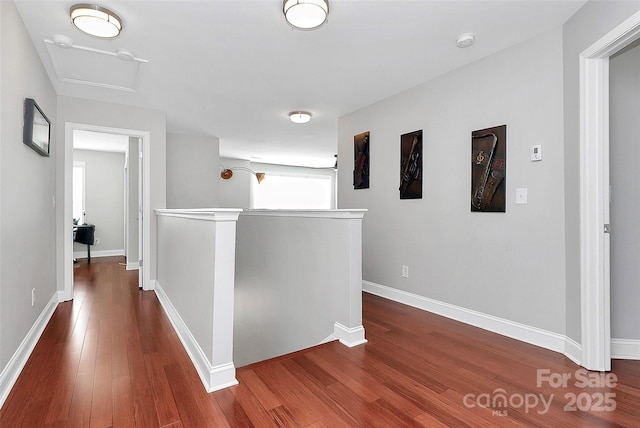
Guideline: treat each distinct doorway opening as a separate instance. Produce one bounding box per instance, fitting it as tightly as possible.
[62,123,151,301]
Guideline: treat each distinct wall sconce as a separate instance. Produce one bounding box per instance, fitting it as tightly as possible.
[220,166,265,184]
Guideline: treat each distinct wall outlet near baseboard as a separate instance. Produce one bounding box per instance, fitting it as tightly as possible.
[31,288,35,306]
[402,265,409,278]
[95,237,100,245]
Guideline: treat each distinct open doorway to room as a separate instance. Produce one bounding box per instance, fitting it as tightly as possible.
[63,123,151,301]
[580,11,640,371]
[72,130,132,266]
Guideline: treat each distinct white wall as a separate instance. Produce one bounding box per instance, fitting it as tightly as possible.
[56,96,166,287]
[73,149,125,256]
[166,133,219,208]
[218,158,252,208]
[339,29,566,334]
[609,42,640,341]
[0,0,57,381]
[234,211,365,367]
[561,0,640,343]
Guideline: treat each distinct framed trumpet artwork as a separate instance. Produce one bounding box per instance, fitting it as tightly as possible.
[399,130,422,199]
[471,125,506,212]
[353,131,370,189]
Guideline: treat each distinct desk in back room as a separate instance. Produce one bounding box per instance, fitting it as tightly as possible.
[73,223,95,262]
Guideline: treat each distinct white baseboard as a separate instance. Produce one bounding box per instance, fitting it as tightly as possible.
[321,323,368,347]
[0,293,59,408]
[154,281,238,392]
[57,289,72,302]
[74,249,125,259]
[564,336,582,365]
[363,281,582,366]
[611,339,640,360]
[143,278,156,291]
[333,323,368,347]
[126,261,139,271]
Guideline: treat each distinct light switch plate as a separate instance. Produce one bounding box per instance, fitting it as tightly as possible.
[516,188,528,204]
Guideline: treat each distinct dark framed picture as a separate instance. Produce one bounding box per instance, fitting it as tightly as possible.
[23,98,51,157]
[471,124,506,212]
[353,131,370,189]
[399,130,422,199]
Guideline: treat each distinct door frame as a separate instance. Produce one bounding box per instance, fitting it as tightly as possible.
[62,123,151,300]
[580,10,640,371]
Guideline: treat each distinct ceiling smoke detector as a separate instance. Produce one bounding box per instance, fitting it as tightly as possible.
[456,33,475,48]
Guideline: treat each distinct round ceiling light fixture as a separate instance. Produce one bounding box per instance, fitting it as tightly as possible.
[289,111,312,124]
[70,4,122,38]
[283,0,329,31]
[456,33,475,48]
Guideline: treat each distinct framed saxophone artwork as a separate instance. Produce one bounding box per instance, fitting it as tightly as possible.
[471,125,506,212]
[353,131,370,189]
[399,130,423,199]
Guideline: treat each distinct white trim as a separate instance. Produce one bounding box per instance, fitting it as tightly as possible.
[240,209,367,219]
[155,208,242,222]
[579,9,640,372]
[333,323,367,347]
[363,281,581,365]
[64,123,152,296]
[73,249,125,259]
[564,337,582,366]
[154,281,238,392]
[126,261,139,271]
[0,293,59,408]
[611,339,640,360]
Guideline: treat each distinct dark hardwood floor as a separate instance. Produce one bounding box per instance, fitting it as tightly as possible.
[1,256,638,427]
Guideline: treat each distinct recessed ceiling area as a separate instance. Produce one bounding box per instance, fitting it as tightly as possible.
[15,1,586,167]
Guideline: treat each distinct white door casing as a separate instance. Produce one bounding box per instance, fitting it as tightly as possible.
[580,10,640,371]
[63,123,151,300]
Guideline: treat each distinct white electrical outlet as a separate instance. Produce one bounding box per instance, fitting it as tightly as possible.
[31,288,35,306]
[95,237,100,245]
[402,265,409,278]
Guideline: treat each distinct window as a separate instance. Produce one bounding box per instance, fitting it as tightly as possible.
[73,162,85,223]
[252,172,334,209]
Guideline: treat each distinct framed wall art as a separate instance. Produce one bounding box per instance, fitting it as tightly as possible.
[471,124,506,212]
[399,130,422,199]
[353,131,370,189]
[23,98,51,157]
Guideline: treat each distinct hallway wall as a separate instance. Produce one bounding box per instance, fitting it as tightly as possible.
[338,28,566,334]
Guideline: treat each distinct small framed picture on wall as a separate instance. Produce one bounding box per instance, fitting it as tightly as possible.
[471,124,506,212]
[399,130,422,199]
[353,131,370,189]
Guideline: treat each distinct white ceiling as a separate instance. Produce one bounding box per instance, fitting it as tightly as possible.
[16,0,585,167]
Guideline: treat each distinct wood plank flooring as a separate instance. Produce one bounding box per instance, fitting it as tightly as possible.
[1,256,638,427]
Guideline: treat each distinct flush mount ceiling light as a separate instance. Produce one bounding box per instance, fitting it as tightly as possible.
[70,4,122,38]
[456,33,475,48]
[289,111,312,124]
[283,0,329,30]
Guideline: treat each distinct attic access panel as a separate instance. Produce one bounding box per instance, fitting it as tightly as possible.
[44,39,147,92]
